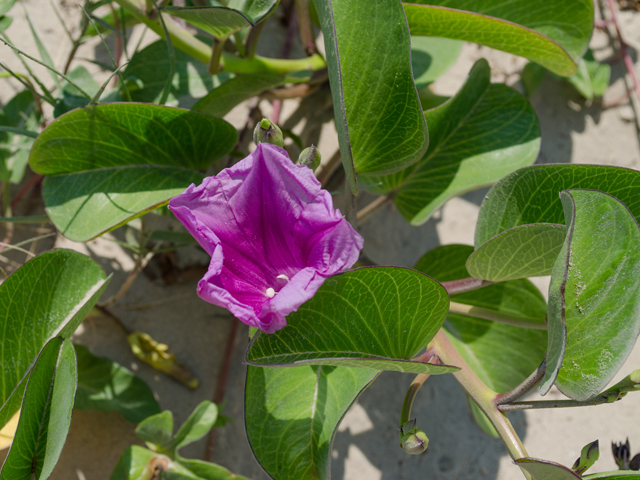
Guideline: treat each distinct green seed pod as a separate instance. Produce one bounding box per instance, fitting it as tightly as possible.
[401,430,429,455]
[253,118,284,148]
[297,145,322,171]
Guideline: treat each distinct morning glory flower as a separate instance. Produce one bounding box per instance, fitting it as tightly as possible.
[169,143,363,333]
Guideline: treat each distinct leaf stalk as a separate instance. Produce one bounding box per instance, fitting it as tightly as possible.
[448,301,547,330]
[431,329,530,476]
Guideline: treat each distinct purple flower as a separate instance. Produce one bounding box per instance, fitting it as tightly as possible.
[169,144,363,333]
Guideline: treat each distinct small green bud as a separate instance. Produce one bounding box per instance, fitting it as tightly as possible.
[297,145,322,171]
[602,370,640,401]
[401,430,429,455]
[253,118,284,148]
[572,440,599,475]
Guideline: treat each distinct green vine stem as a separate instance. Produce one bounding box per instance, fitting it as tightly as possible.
[113,0,326,74]
[498,397,611,412]
[431,329,530,471]
[448,301,547,330]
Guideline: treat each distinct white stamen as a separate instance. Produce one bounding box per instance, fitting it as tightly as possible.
[266,288,276,298]
[276,274,290,282]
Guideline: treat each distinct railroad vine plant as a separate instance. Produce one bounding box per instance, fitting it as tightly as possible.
[0,0,637,479]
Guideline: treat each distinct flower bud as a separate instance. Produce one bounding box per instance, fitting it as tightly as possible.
[612,439,631,470]
[253,118,284,148]
[297,145,321,171]
[401,430,429,455]
[572,440,599,475]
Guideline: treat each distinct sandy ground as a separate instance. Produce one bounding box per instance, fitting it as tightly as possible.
[1,1,640,479]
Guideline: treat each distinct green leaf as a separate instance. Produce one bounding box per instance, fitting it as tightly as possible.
[361,59,540,225]
[135,411,173,449]
[414,245,547,394]
[110,445,156,480]
[169,401,217,451]
[162,0,279,39]
[516,458,581,480]
[246,267,458,375]
[0,90,41,184]
[403,0,594,76]
[315,0,428,191]
[411,36,463,88]
[475,164,640,248]
[52,66,103,118]
[74,344,161,423]
[466,223,567,282]
[0,250,110,430]
[565,49,610,100]
[0,0,15,16]
[42,165,204,242]
[176,458,251,480]
[245,364,378,480]
[30,103,237,174]
[122,39,227,107]
[111,447,249,480]
[0,337,77,480]
[192,74,285,117]
[542,190,640,400]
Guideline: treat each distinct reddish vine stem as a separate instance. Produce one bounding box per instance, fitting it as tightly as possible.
[441,277,493,295]
[495,359,546,405]
[605,0,640,105]
[204,318,240,461]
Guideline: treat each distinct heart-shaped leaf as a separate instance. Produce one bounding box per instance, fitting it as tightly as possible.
[30,103,236,241]
[163,0,279,39]
[315,0,428,191]
[403,0,593,76]
[361,59,540,225]
[0,337,77,480]
[42,166,204,242]
[542,190,640,400]
[30,103,237,174]
[74,344,160,423]
[0,250,110,430]
[516,458,581,480]
[245,364,378,480]
[475,164,640,248]
[246,267,457,374]
[467,224,567,282]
